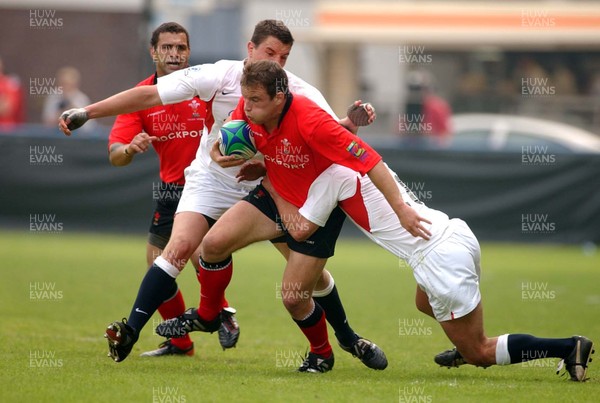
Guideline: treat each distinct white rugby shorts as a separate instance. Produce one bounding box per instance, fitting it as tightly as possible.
[410,218,482,322]
[175,165,258,220]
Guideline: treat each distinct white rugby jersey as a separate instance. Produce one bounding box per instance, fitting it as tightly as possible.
[299,164,452,261]
[156,59,338,186]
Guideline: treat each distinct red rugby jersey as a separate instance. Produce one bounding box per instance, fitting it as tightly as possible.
[108,73,212,185]
[232,94,381,207]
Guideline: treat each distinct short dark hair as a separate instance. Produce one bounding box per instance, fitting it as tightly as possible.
[150,22,190,49]
[241,60,289,99]
[250,20,294,47]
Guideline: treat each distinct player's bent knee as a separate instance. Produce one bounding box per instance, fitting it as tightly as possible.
[200,233,232,262]
[163,237,195,266]
[281,294,310,317]
[287,227,310,243]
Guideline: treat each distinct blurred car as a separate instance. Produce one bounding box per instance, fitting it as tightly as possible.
[449,113,600,153]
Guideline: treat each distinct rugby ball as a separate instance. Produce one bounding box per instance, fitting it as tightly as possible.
[219,120,256,160]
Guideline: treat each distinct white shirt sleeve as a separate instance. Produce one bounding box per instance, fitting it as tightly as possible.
[299,165,359,227]
[156,62,225,104]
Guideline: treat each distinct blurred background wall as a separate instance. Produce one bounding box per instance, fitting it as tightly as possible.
[1,0,599,243]
[2,0,599,133]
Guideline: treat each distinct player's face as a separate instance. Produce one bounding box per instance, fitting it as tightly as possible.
[151,32,190,76]
[247,36,292,68]
[242,84,284,129]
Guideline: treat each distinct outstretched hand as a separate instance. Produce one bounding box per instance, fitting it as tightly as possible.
[59,108,88,136]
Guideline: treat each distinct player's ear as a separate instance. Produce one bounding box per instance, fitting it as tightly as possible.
[150,46,158,63]
[246,41,255,58]
[274,92,285,105]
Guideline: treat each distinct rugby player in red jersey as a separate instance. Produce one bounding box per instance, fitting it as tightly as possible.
[107,22,227,357]
[181,60,430,373]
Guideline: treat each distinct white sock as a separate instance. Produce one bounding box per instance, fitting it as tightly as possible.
[312,276,335,298]
[154,255,180,279]
[495,334,511,365]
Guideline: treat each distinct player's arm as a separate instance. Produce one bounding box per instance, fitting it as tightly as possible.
[60,63,221,136]
[366,161,431,240]
[261,176,319,242]
[263,165,358,242]
[109,132,158,166]
[108,107,158,166]
[308,116,431,240]
[59,86,161,136]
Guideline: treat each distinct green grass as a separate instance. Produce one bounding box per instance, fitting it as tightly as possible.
[0,230,598,402]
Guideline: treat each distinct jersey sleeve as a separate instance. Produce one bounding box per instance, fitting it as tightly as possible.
[299,165,359,227]
[108,110,143,150]
[156,63,224,104]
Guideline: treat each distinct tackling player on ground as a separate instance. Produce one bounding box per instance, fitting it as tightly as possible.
[265,162,594,381]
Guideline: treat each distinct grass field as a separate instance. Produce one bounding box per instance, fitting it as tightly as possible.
[0,230,598,402]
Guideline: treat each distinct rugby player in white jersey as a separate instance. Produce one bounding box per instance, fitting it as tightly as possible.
[59,20,387,369]
[263,163,594,382]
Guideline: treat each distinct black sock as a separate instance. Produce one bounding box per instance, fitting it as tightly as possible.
[508,334,575,363]
[313,284,357,347]
[127,265,177,334]
[292,302,324,328]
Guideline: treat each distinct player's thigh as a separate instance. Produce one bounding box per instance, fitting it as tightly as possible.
[415,286,435,318]
[202,200,282,259]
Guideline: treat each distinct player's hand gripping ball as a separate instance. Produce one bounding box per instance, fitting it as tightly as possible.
[219,120,257,160]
